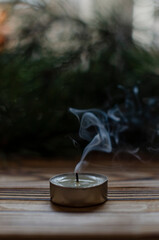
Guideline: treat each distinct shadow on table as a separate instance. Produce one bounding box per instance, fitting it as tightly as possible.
[50,201,105,213]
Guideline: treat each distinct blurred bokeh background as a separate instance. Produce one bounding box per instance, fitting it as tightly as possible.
[0,0,158,158]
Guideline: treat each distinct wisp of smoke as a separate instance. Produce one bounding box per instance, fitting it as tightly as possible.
[69,108,112,172]
[69,86,159,172]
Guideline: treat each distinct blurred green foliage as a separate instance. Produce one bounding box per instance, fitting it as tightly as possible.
[0,3,158,157]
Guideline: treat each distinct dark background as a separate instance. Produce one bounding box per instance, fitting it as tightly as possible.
[0,0,158,158]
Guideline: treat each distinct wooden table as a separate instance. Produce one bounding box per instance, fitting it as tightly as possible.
[1,155,159,239]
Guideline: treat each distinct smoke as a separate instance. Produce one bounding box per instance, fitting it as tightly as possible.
[69,108,112,172]
[69,86,159,172]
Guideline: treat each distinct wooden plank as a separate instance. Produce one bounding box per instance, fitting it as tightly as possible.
[0,156,159,239]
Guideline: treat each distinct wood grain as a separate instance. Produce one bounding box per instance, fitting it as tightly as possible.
[0,155,159,239]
